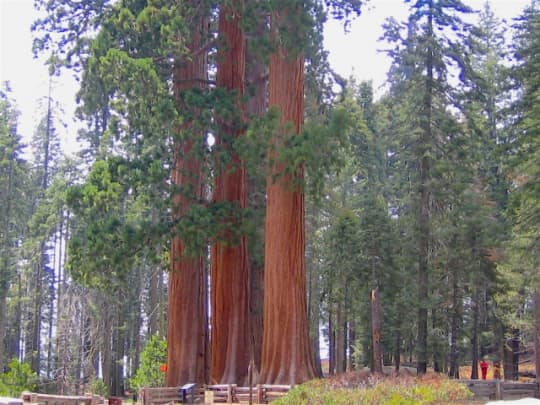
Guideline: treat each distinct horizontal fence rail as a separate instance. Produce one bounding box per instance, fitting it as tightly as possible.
[140,384,292,404]
[21,393,103,405]
[460,380,540,400]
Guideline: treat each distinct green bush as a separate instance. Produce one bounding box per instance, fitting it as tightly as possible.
[130,335,167,391]
[273,375,473,405]
[0,359,38,397]
[88,378,109,397]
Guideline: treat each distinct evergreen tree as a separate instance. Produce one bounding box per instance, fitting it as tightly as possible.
[0,85,29,370]
[382,0,473,374]
[500,0,540,380]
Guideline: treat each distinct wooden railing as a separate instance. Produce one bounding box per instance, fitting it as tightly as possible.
[21,393,103,405]
[140,384,292,404]
[460,380,540,400]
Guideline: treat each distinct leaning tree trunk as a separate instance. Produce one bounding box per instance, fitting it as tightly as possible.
[211,1,250,385]
[166,6,209,386]
[259,8,316,385]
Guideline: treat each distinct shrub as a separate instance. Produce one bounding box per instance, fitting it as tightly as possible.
[88,378,109,397]
[0,359,38,397]
[130,335,167,391]
[273,373,473,405]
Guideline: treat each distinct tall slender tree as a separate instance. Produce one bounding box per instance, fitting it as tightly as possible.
[383,0,472,374]
[0,86,28,369]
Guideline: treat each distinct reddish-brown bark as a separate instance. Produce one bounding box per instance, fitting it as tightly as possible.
[245,35,267,376]
[210,2,251,385]
[259,10,316,385]
[166,10,209,387]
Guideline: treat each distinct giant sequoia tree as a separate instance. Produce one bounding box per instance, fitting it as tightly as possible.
[166,2,210,386]
[259,4,316,385]
[210,0,251,385]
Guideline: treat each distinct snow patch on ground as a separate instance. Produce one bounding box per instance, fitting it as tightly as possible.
[486,399,540,405]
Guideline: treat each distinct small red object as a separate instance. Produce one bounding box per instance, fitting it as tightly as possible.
[160,364,168,372]
[480,360,489,380]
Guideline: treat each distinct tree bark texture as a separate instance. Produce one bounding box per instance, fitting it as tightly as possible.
[245,11,268,375]
[259,10,316,385]
[166,9,209,386]
[211,2,251,385]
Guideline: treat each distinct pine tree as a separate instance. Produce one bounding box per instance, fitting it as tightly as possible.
[0,85,29,369]
[382,0,473,374]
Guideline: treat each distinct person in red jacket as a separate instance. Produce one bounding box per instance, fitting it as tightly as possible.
[480,359,489,380]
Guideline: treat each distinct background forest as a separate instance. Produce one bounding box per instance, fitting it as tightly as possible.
[1,0,539,398]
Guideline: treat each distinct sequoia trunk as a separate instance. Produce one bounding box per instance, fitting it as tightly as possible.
[166,9,209,386]
[245,12,268,376]
[211,2,250,385]
[259,9,316,385]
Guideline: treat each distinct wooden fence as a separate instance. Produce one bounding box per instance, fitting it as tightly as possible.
[140,384,291,404]
[21,393,103,405]
[461,380,540,400]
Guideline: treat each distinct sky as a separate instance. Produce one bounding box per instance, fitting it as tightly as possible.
[0,0,531,156]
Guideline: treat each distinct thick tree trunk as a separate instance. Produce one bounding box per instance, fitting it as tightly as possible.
[166,7,209,385]
[371,289,383,374]
[211,2,250,385]
[245,11,267,376]
[167,256,207,385]
[259,10,316,384]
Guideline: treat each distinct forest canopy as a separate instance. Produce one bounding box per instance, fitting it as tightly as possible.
[0,0,539,397]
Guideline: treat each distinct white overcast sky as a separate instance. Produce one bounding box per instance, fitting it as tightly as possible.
[0,0,531,155]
